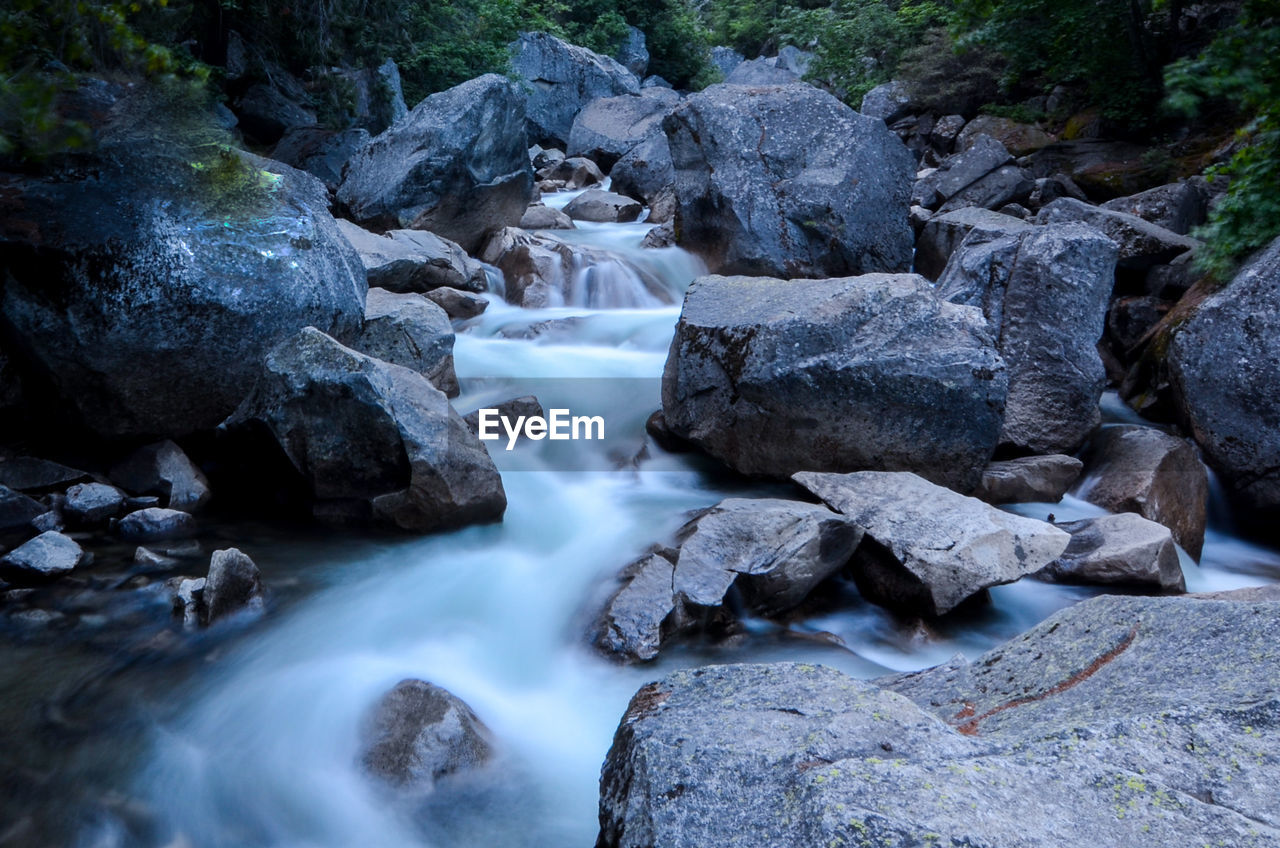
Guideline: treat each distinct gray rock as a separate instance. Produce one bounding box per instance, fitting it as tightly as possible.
[563,189,643,223]
[272,127,372,192]
[1168,236,1280,524]
[914,206,1030,281]
[0,485,46,535]
[109,440,211,512]
[171,575,206,630]
[1107,295,1169,356]
[664,84,914,278]
[1077,425,1209,558]
[601,593,1280,848]
[203,547,264,624]
[117,508,196,542]
[30,510,63,533]
[794,470,1069,615]
[222,328,505,533]
[531,147,565,170]
[608,133,674,206]
[0,458,90,493]
[337,74,534,252]
[773,46,814,78]
[350,288,459,397]
[539,155,605,189]
[936,164,1034,214]
[509,32,640,147]
[613,26,649,78]
[336,219,488,295]
[1101,180,1207,235]
[422,287,488,320]
[929,113,966,152]
[645,186,676,224]
[1036,197,1198,270]
[0,531,84,582]
[662,274,1006,491]
[360,679,492,791]
[567,94,668,171]
[956,114,1054,157]
[913,134,1014,210]
[860,80,914,124]
[233,83,316,145]
[63,482,127,525]
[641,75,672,90]
[640,221,675,249]
[463,396,544,437]
[709,46,745,79]
[976,455,1084,504]
[638,84,679,106]
[325,60,409,135]
[938,223,1119,454]
[593,551,681,663]
[134,546,178,570]
[519,203,575,230]
[1041,512,1185,591]
[724,59,799,85]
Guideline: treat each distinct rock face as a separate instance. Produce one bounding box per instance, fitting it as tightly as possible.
[563,190,643,223]
[938,223,1119,454]
[794,471,1069,615]
[662,274,1007,492]
[1168,236,1280,524]
[337,74,534,252]
[109,440,211,512]
[1077,425,1209,558]
[663,84,914,278]
[0,134,366,440]
[1036,197,1197,270]
[914,206,1031,281]
[222,328,505,532]
[1040,513,1185,591]
[566,94,669,171]
[360,679,492,792]
[336,219,488,294]
[976,455,1083,504]
[599,593,1280,848]
[0,531,84,582]
[203,547,265,624]
[509,32,640,147]
[349,288,459,397]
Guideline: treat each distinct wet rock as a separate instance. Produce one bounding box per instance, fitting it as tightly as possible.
[0,531,84,582]
[422,287,488,320]
[956,114,1054,156]
[794,470,1068,615]
[1078,425,1208,558]
[976,455,1084,504]
[724,59,798,85]
[1036,197,1198,270]
[662,274,1006,491]
[117,508,197,542]
[109,440,211,512]
[913,206,1030,281]
[600,593,1280,848]
[664,83,914,278]
[171,576,205,630]
[913,134,1014,211]
[203,548,264,624]
[134,547,178,570]
[222,328,505,533]
[567,94,668,171]
[337,74,534,252]
[0,485,45,536]
[859,80,914,124]
[509,32,640,147]
[640,221,675,249]
[336,219,488,295]
[0,458,90,493]
[30,509,63,534]
[938,222,1118,454]
[360,679,493,792]
[63,483,127,525]
[1100,179,1206,235]
[272,127,372,192]
[1040,513,1185,591]
[1167,236,1280,524]
[609,133,674,208]
[593,551,681,663]
[463,396,544,437]
[563,189,643,223]
[519,203,575,230]
[350,288,459,397]
[539,156,605,189]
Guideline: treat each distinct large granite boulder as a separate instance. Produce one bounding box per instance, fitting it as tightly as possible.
[109,440,211,512]
[859,80,914,124]
[662,274,1007,491]
[976,454,1083,504]
[1101,179,1207,235]
[1039,512,1185,591]
[0,107,366,440]
[937,222,1119,454]
[608,132,674,207]
[337,74,534,252]
[566,94,669,171]
[663,83,914,278]
[222,328,505,532]
[1167,236,1280,525]
[914,206,1031,281]
[793,471,1069,615]
[599,593,1280,848]
[724,59,799,85]
[348,288,459,397]
[272,127,371,192]
[360,679,492,792]
[336,219,488,294]
[1036,197,1198,270]
[913,134,1014,211]
[509,32,640,147]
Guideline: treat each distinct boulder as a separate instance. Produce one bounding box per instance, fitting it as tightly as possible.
[203,547,264,624]
[117,508,197,542]
[662,274,1007,491]
[63,482,127,525]
[976,455,1084,504]
[1023,139,1166,199]
[422,287,488,320]
[0,126,366,440]
[912,134,1014,210]
[232,83,316,145]
[1040,513,1185,591]
[532,147,565,170]
[937,223,1119,454]
[709,46,745,79]
[638,85,680,106]
[1077,424,1209,558]
[0,458,89,493]
[0,531,84,582]
[725,59,799,85]
[539,155,605,189]
[335,219,488,295]
[913,206,1031,281]
[109,440,212,512]
[936,164,1034,214]
[773,46,814,78]
[1107,295,1169,357]
[463,396,544,437]
[567,94,668,171]
[593,551,681,663]
[608,133,674,206]
[350,288,459,397]
[1035,197,1198,270]
[640,221,675,249]
[0,485,46,535]
[859,80,913,124]
[929,113,966,152]
[956,114,1054,156]
[664,83,914,277]
[599,593,1280,848]
[614,26,649,77]
[360,679,492,792]
[1100,179,1207,235]
[272,127,372,192]
[222,328,505,532]
[1167,237,1280,524]
[794,470,1069,615]
[324,59,409,135]
[519,203,575,230]
[509,32,640,147]
[563,189,643,223]
[337,74,534,252]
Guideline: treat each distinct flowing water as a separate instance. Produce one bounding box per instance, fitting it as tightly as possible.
[18,189,1277,847]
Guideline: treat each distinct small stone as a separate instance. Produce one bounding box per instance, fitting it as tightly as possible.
[0,531,85,582]
[63,482,127,525]
[203,548,264,625]
[116,508,196,542]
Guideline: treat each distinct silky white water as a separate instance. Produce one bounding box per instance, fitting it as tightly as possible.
[124,198,1280,848]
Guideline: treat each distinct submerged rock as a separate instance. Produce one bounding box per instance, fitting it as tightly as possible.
[1040,513,1185,591]
[360,679,493,792]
